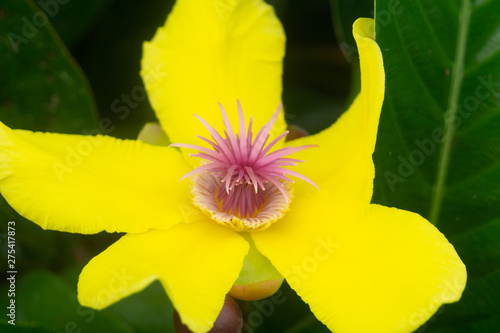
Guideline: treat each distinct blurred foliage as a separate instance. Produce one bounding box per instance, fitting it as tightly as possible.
[1,270,135,332]
[48,0,112,48]
[1,0,499,332]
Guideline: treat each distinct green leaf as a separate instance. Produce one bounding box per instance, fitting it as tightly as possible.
[0,0,99,133]
[1,270,134,333]
[108,281,175,333]
[373,0,500,331]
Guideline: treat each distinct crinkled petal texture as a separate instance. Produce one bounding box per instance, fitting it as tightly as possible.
[78,221,249,333]
[287,18,384,202]
[252,191,467,333]
[141,0,286,155]
[0,122,196,234]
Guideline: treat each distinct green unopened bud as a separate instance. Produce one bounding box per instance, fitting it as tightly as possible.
[286,124,309,141]
[137,122,170,146]
[230,236,284,301]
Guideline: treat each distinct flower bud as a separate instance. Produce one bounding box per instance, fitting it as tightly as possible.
[286,124,309,141]
[229,278,283,301]
[137,122,170,146]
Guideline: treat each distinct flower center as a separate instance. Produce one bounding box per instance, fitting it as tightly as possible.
[171,101,318,232]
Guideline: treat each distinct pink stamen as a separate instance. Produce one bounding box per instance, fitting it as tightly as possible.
[194,115,236,164]
[189,153,222,164]
[197,135,224,154]
[172,101,318,220]
[237,101,248,164]
[259,130,289,158]
[247,104,282,164]
[170,143,223,161]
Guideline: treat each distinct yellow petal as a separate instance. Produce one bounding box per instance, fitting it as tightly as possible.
[0,121,196,234]
[78,221,249,333]
[141,0,286,154]
[286,18,384,202]
[252,191,466,333]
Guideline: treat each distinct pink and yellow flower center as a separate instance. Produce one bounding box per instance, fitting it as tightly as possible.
[171,101,318,231]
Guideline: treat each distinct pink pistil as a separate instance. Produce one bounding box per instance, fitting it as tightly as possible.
[171,101,318,220]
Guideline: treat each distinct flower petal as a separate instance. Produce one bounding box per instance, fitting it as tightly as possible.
[286,18,384,202]
[141,0,286,152]
[0,122,197,234]
[78,221,249,333]
[252,191,466,333]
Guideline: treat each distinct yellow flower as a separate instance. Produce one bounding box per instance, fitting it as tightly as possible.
[0,1,466,333]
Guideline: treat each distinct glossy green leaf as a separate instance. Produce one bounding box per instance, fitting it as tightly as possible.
[373,0,500,331]
[0,0,98,133]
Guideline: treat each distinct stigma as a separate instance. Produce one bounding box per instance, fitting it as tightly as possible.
[171,101,318,232]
